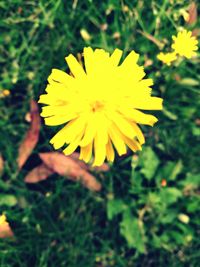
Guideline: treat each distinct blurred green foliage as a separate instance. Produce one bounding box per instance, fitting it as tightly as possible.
[107,146,200,255]
[0,0,200,266]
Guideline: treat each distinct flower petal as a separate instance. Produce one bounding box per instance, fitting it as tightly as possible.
[48,69,74,86]
[80,114,97,147]
[106,138,115,162]
[132,123,145,144]
[65,54,86,78]
[44,113,78,126]
[93,132,107,166]
[79,142,93,163]
[133,97,163,110]
[107,111,136,139]
[84,47,94,75]
[108,123,127,156]
[110,48,123,66]
[122,135,142,152]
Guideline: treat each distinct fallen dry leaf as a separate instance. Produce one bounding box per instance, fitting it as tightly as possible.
[0,224,14,238]
[192,28,200,37]
[24,163,54,183]
[17,100,41,169]
[70,153,109,172]
[39,152,101,191]
[195,118,200,126]
[69,153,92,170]
[187,2,197,25]
[0,215,14,238]
[0,154,4,174]
[93,164,109,172]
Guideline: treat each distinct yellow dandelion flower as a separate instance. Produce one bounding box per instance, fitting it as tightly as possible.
[0,214,7,225]
[39,47,163,166]
[157,52,177,66]
[171,30,198,58]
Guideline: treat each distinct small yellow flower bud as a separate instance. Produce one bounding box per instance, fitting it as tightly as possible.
[3,89,10,96]
[122,5,129,12]
[80,29,91,41]
[178,213,190,224]
[95,256,101,262]
[112,32,121,39]
[100,23,108,31]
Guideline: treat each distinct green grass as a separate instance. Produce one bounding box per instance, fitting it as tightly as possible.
[0,0,200,266]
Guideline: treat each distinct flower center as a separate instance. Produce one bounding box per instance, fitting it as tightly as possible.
[91,100,104,112]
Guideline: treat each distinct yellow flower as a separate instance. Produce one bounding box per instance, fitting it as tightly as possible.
[171,30,198,58]
[39,47,163,166]
[157,52,177,66]
[0,214,7,225]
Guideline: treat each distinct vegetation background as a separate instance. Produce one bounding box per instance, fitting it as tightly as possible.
[0,0,200,266]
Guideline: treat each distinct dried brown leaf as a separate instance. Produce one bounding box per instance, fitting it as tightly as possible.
[192,28,200,37]
[92,163,110,172]
[39,152,101,191]
[24,164,54,183]
[70,153,109,172]
[0,217,14,238]
[0,226,14,238]
[187,2,197,25]
[69,153,91,170]
[17,100,41,169]
[0,154,4,174]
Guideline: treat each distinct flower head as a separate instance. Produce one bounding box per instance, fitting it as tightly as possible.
[171,30,198,58]
[39,47,163,166]
[157,52,177,66]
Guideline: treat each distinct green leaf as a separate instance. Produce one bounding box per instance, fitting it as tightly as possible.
[0,194,17,207]
[130,171,143,192]
[151,234,162,248]
[148,192,161,206]
[0,180,10,190]
[192,126,200,136]
[107,199,126,220]
[161,160,183,181]
[187,199,200,213]
[139,147,160,180]
[160,211,177,224]
[170,160,183,180]
[120,209,146,253]
[160,188,182,205]
[181,173,200,188]
[169,230,185,245]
